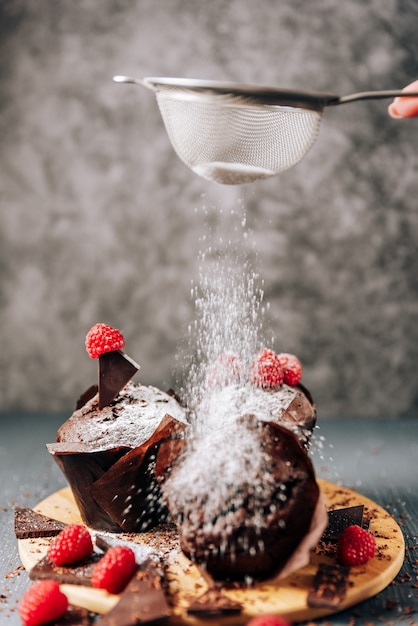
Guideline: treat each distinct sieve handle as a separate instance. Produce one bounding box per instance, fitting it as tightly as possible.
[332,90,418,106]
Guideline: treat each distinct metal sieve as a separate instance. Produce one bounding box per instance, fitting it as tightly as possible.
[113,75,418,185]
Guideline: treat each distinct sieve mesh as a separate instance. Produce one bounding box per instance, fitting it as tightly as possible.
[155,90,322,184]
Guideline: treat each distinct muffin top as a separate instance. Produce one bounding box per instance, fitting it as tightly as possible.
[56,381,187,449]
[194,382,316,446]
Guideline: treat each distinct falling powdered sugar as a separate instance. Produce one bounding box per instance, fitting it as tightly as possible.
[183,229,268,433]
[160,207,324,582]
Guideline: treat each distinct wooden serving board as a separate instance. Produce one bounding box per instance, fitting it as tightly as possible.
[18,480,404,625]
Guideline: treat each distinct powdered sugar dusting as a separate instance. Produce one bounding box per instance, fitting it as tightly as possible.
[199,383,296,430]
[58,381,187,448]
[168,213,285,523]
[165,208,317,572]
[165,418,273,528]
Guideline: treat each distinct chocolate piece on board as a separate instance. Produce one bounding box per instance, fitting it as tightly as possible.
[29,552,103,586]
[50,604,95,625]
[307,562,350,608]
[322,505,365,541]
[98,350,139,409]
[187,588,242,617]
[95,559,171,626]
[14,507,66,539]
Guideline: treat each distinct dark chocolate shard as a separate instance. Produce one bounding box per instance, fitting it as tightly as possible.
[14,507,67,539]
[322,505,364,541]
[94,558,171,626]
[29,551,103,586]
[75,385,98,410]
[307,562,350,608]
[187,588,242,617]
[98,350,140,409]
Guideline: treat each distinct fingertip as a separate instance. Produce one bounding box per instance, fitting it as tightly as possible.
[389,80,418,118]
[388,101,403,119]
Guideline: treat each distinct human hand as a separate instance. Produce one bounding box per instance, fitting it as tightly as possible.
[388,80,418,118]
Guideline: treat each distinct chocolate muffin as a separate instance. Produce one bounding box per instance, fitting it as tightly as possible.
[47,381,188,532]
[156,415,326,583]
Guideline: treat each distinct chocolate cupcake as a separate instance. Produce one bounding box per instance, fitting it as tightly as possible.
[195,350,317,449]
[47,323,188,533]
[156,415,327,583]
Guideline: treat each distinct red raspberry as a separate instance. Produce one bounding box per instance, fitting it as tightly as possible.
[205,352,243,387]
[48,524,93,566]
[92,545,137,594]
[19,580,68,626]
[85,323,125,359]
[277,353,303,386]
[246,615,292,626]
[337,525,376,566]
[250,349,284,388]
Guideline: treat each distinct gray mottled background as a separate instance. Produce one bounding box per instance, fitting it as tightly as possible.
[1,0,418,418]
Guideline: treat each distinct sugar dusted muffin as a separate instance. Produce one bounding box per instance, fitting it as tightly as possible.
[47,324,188,532]
[156,414,327,582]
[196,349,317,449]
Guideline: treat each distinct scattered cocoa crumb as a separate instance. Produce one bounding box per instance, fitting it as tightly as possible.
[384,597,399,610]
[4,565,24,579]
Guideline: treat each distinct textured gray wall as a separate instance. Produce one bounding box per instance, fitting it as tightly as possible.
[1,0,418,417]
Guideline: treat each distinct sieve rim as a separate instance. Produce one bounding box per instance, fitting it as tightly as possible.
[144,77,336,111]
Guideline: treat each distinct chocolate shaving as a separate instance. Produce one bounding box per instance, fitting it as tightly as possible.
[14,507,66,539]
[94,558,171,626]
[322,505,365,541]
[307,562,350,608]
[187,588,242,617]
[98,350,139,409]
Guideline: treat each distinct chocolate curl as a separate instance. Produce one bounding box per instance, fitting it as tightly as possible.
[98,350,140,409]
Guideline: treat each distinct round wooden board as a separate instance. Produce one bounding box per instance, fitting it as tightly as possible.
[18,480,404,625]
